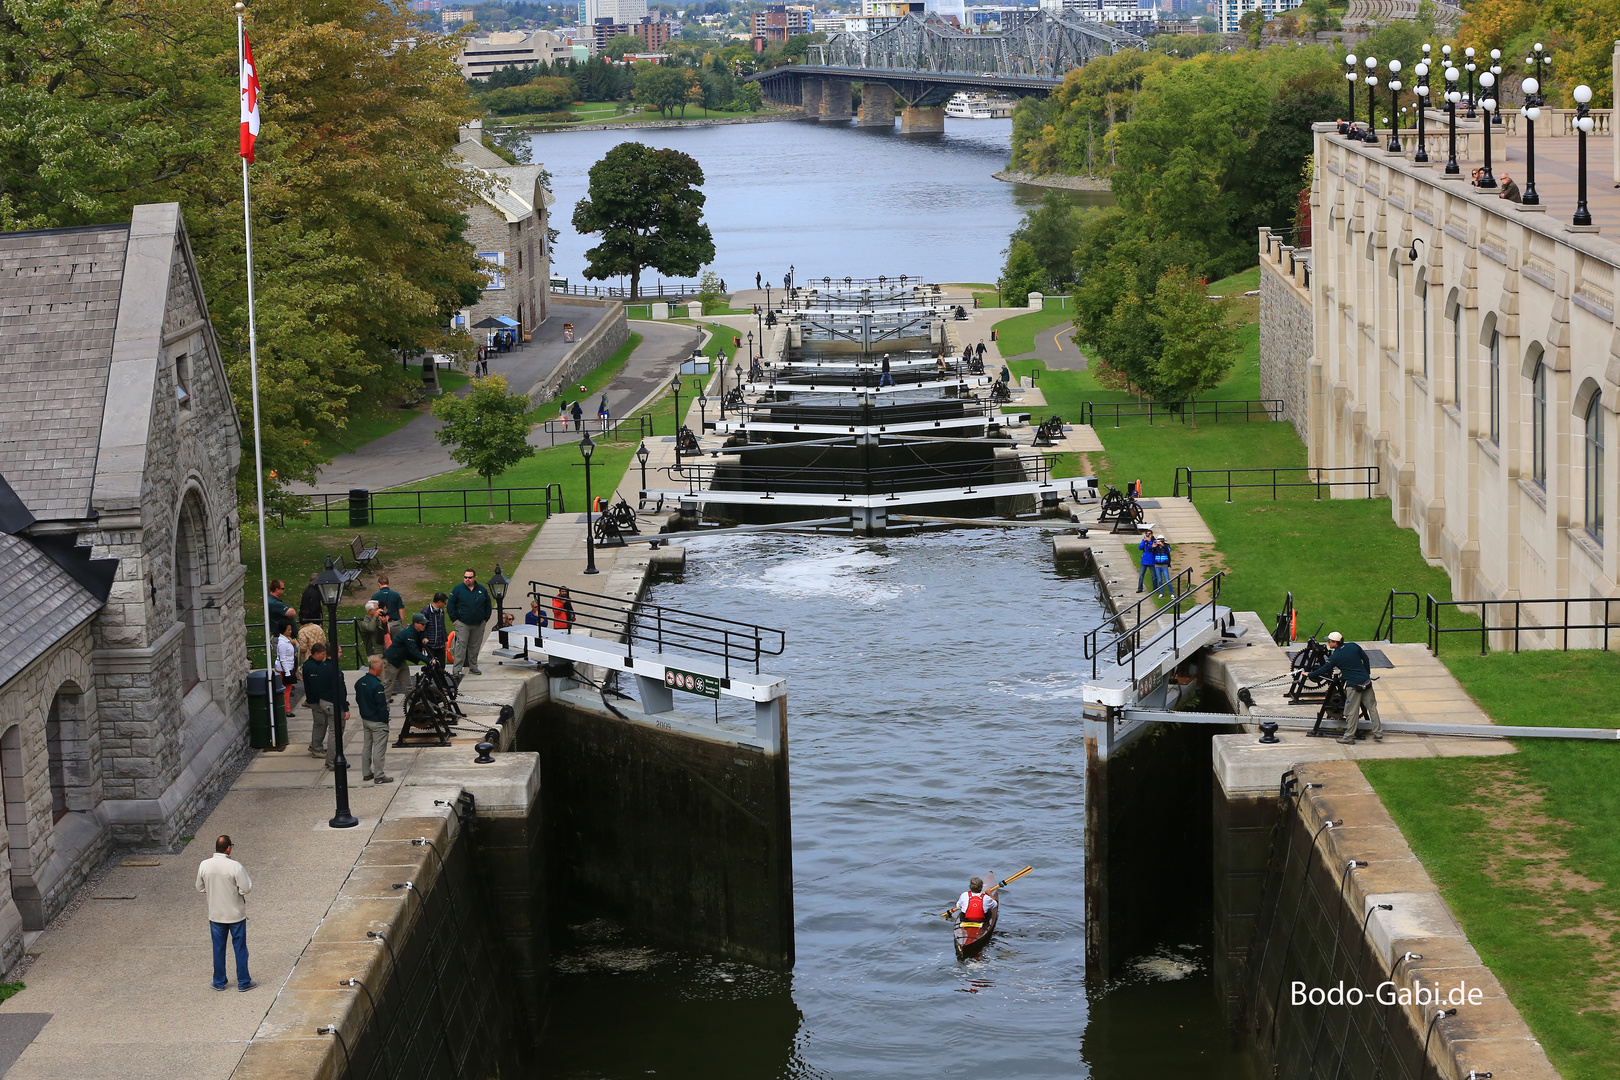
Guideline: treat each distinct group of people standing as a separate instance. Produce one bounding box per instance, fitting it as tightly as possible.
[1136,530,1174,592]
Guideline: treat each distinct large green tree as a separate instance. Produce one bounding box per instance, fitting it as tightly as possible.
[634,64,694,117]
[572,142,715,299]
[430,374,536,517]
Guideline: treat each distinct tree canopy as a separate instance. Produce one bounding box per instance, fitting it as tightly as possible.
[572,143,715,299]
[431,374,536,513]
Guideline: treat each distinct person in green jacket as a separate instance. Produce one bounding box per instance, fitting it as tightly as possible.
[446,569,492,679]
[358,601,387,658]
[300,643,349,768]
[370,576,404,624]
[355,656,393,784]
[382,614,428,702]
[267,579,297,635]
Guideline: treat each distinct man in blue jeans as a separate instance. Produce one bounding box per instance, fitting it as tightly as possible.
[196,835,256,991]
[1136,530,1158,592]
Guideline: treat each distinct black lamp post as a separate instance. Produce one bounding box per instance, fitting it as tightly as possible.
[1443,65,1461,175]
[1413,56,1430,162]
[1344,54,1359,136]
[1363,57,1379,143]
[1573,84,1595,226]
[747,330,755,368]
[636,441,650,492]
[670,373,684,463]
[697,390,708,429]
[1386,60,1403,152]
[765,282,772,312]
[1463,48,1476,118]
[1489,50,1504,124]
[1477,69,1498,188]
[487,565,509,628]
[580,431,599,575]
[1520,44,1550,205]
[316,557,357,830]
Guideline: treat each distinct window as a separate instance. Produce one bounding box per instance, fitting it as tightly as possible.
[1532,361,1547,486]
[1452,308,1463,405]
[1586,393,1604,544]
[1488,331,1500,443]
[1421,287,1429,380]
[477,251,506,290]
[175,353,191,408]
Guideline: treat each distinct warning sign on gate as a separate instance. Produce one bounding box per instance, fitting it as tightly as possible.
[665,666,721,699]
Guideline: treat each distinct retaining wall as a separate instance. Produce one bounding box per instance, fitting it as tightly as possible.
[527,302,629,404]
[1258,253,1313,446]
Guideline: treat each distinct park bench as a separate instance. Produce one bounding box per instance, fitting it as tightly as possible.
[330,554,361,585]
[350,534,380,572]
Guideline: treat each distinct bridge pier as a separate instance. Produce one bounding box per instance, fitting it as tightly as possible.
[899,105,945,134]
[820,78,853,121]
[855,82,895,127]
[800,77,823,117]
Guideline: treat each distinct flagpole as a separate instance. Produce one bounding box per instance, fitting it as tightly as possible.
[238,5,275,722]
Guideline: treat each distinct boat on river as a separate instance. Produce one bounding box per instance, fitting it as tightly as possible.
[945,92,1015,119]
[953,904,998,960]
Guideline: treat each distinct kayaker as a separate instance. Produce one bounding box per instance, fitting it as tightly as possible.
[952,876,998,923]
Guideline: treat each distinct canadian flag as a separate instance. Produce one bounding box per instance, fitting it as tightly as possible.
[240,35,260,163]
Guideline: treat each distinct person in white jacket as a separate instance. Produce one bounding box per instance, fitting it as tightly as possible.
[196,835,255,992]
[273,621,298,717]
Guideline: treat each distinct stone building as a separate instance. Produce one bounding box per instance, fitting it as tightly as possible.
[1260,103,1620,644]
[0,203,248,965]
[451,125,552,339]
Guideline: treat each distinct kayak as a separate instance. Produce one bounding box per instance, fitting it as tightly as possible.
[953,903,998,960]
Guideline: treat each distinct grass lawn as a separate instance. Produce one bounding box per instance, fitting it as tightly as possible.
[527,332,642,426]
[313,370,469,459]
[1362,652,1620,1080]
[991,306,1079,357]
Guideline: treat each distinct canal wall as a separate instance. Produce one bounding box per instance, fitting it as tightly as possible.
[1215,756,1560,1079]
[531,686,795,970]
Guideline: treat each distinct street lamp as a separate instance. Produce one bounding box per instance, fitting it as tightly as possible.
[670,373,684,463]
[1363,56,1379,143]
[1490,49,1503,124]
[1443,65,1461,176]
[315,557,357,830]
[580,431,599,575]
[487,565,509,629]
[636,441,650,492]
[717,348,729,419]
[1463,47,1476,117]
[697,390,708,429]
[1520,45,1549,205]
[1413,59,1430,162]
[747,330,755,369]
[1574,84,1595,227]
[1344,54,1359,137]
[1477,69,1498,188]
[1386,60,1403,152]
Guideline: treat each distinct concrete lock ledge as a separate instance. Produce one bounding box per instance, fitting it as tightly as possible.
[1290,761,1560,1080]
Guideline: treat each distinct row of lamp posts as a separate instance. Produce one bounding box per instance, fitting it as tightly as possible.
[1343,43,1596,227]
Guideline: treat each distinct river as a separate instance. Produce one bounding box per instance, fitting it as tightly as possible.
[538,528,1253,1079]
[524,118,1113,289]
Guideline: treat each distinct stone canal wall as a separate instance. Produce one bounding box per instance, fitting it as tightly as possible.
[534,689,795,970]
[1216,757,1559,1080]
[1257,236,1314,446]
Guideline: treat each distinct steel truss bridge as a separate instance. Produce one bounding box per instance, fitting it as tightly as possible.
[748,12,1144,107]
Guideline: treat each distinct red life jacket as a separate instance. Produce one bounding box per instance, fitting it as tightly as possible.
[964,892,986,921]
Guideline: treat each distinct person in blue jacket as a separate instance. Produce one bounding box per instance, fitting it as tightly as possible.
[1136,530,1158,592]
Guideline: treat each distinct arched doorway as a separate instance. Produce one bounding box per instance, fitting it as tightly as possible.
[1,726,42,930]
[174,492,210,692]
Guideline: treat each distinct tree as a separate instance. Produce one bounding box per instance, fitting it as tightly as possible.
[1007,191,1091,290]
[606,33,647,59]
[430,374,536,517]
[634,64,691,117]
[741,81,764,111]
[997,241,1046,308]
[572,142,716,299]
[1145,268,1242,405]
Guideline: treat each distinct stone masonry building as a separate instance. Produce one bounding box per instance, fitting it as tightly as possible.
[452,124,553,340]
[0,203,248,969]
[1260,90,1620,646]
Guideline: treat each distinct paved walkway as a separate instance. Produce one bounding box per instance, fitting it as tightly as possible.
[531,320,700,451]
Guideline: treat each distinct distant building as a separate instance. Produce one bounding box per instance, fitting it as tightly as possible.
[0,202,250,964]
[843,1,927,33]
[442,8,473,25]
[456,29,576,79]
[582,0,649,25]
[591,15,673,52]
[1039,0,1162,31]
[452,124,553,338]
[964,5,1044,30]
[752,4,813,49]
[1217,0,1301,33]
[1155,18,1204,31]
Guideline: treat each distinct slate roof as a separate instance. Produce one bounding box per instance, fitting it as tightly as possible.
[451,140,551,223]
[0,531,102,686]
[0,223,130,522]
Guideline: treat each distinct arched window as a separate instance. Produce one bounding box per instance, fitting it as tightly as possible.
[1453,307,1463,405]
[1532,361,1547,486]
[1586,393,1605,544]
[1421,286,1429,380]
[1489,331,1501,443]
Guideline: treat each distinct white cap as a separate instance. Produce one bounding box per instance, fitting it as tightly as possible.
[1327,631,1344,643]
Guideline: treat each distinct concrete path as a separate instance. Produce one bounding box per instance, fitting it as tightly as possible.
[533,320,699,451]
[1002,319,1089,371]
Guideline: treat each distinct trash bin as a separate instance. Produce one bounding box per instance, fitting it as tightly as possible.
[247,670,288,749]
[349,488,370,527]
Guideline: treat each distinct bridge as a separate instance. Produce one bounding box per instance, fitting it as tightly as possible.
[748,12,1144,132]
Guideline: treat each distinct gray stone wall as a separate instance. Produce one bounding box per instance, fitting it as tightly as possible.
[528,304,629,405]
[465,197,548,334]
[1258,257,1313,445]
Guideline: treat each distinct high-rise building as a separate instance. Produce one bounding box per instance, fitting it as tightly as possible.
[752,4,813,49]
[1217,0,1301,33]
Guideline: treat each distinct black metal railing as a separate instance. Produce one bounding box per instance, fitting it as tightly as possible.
[290,485,564,526]
[663,453,1056,498]
[1087,570,1226,681]
[1084,568,1196,661]
[549,282,706,300]
[1172,465,1381,501]
[528,581,785,678]
[1079,399,1284,427]
[1374,589,1422,642]
[541,412,654,447]
[1424,594,1620,655]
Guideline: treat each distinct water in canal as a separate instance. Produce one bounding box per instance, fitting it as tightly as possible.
[526,118,1113,289]
[539,528,1253,1079]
